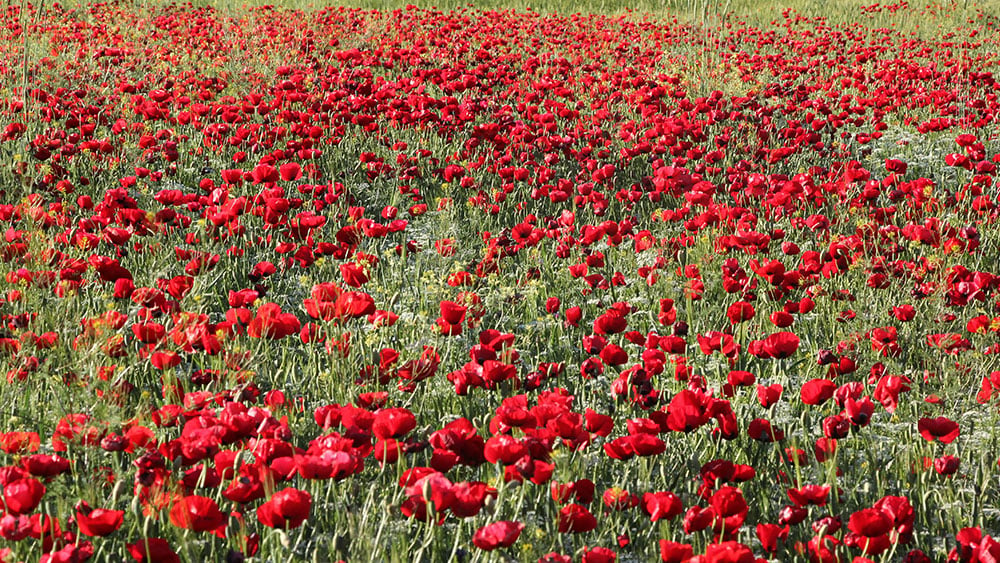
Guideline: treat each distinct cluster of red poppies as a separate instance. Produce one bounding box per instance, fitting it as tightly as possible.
[1,0,1000,561]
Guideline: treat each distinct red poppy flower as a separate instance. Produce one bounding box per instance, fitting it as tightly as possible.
[593,310,627,335]
[726,301,755,324]
[40,543,94,563]
[428,418,486,468]
[697,332,737,357]
[75,502,125,537]
[482,360,517,388]
[891,305,916,322]
[484,435,527,465]
[584,409,613,437]
[581,546,617,563]
[565,307,583,327]
[873,495,915,544]
[168,495,225,533]
[505,458,553,486]
[296,450,363,480]
[769,311,795,328]
[814,438,838,462]
[954,527,983,561]
[150,351,182,370]
[934,455,960,476]
[132,322,166,343]
[822,415,850,439]
[747,418,784,442]
[279,162,302,181]
[3,477,45,514]
[603,487,638,511]
[659,540,694,563]
[756,384,782,408]
[603,436,636,460]
[917,417,960,443]
[762,331,800,358]
[845,397,875,426]
[545,297,561,314]
[439,301,467,325]
[223,471,266,504]
[558,503,597,533]
[627,433,667,456]
[247,303,301,339]
[599,344,628,366]
[873,374,911,413]
[756,523,790,553]
[808,534,842,563]
[21,454,71,477]
[450,481,496,517]
[334,291,376,320]
[682,505,714,534]
[849,508,892,538]
[702,541,755,563]
[0,432,39,455]
[777,505,808,526]
[372,407,416,440]
[870,327,902,358]
[710,486,748,527]
[251,163,279,184]
[640,491,682,522]
[551,479,595,505]
[788,484,830,507]
[340,263,369,288]
[472,520,523,551]
[257,488,312,529]
[800,378,837,405]
[727,370,755,387]
[165,275,193,300]
[885,158,908,173]
[666,390,712,432]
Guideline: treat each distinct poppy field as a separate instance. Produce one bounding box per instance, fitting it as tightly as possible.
[2,0,1000,561]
